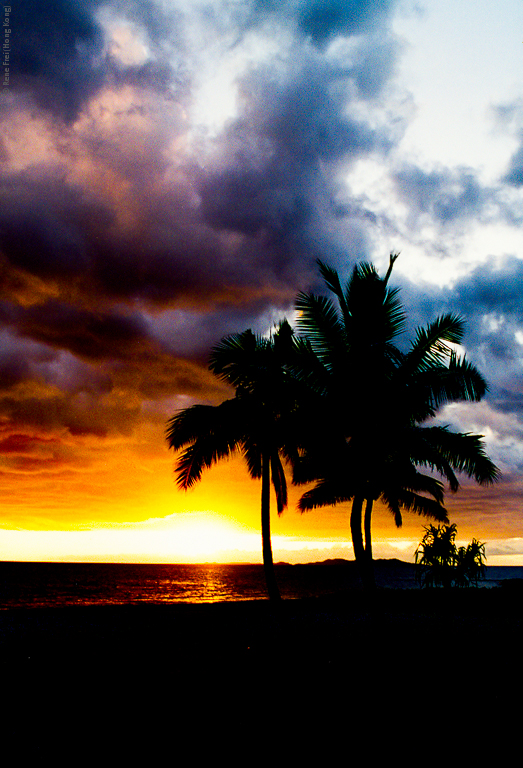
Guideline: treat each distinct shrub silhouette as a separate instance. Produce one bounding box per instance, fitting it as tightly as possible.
[415,523,486,588]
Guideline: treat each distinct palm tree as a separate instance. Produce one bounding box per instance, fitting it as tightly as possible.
[293,256,499,588]
[166,321,299,601]
[296,427,451,588]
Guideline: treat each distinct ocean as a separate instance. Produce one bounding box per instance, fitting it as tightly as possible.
[0,561,361,607]
[1,560,522,608]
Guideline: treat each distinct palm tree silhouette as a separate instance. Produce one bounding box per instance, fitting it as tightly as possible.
[294,256,499,588]
[166,321,299,601]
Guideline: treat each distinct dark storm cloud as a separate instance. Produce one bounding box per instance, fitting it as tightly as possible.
[109,0,178,46]
[11,0,180,122]
[351,38,398,99]
[255,0,394,47]
[0,320,224,445]
[495,101,523,188]
[0,0,407,466]
[1,0,402,314]
[0,332,34,390]
[246,61,389,162]
[297,0,393,46]
[0,331,130,439]
[8,301,150,361]
[0,169,98,279]
[451,256,523,319]
[0,390,136,438]
[504,144,523,187]
[105,58,176,95]
[448,258,523,404]
[0,331,111,398]
[394,256,523,432]
[403,256,523,363]
[393,164,489,225]
[0,326,110,402]
[198,56,393,271]
[12,0,105,121]
[3,0,403,293]
[0,158,294,310]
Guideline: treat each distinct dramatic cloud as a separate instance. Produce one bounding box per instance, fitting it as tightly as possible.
[504,145,523,187]
[393,165,489,226]
[283,0,394,46]
[392,255,523,500]
[446,257,523,415]
[12,0,106,121]
[497,100,523,187]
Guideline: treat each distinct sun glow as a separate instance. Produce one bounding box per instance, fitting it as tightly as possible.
[191,69,239,135]
[0,512,261,563]
[140,511,259,560]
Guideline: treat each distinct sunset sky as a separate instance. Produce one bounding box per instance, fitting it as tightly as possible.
[1,0,523,565]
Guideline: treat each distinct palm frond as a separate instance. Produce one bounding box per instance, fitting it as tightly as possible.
[166,403,226,452]
[380,459,446,504]
[381,286,408,342]
[343,263,407,348]
[270,451,288,515]
[420,427,501,485]
[166,400,248,489]
[406,472,446,505]
[382,488,449,523]
[242,438,262,480]
[295,291,346,370]
[403,353,488,421]
[381,494,403,527]
[209,329,272,391]
[317,259,348,317]
[174,439,235,489]
[446,351,488,401]
[285,333,330,397]
[297,477,355,511]
[407,313,465,372]
[406,426,462,491]
[383,251,400,285]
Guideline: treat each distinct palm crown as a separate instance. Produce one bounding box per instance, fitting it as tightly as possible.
[167,256,499,594]
[293,255,499,587]
[166,321,299,600]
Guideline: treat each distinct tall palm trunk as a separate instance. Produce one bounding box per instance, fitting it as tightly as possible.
[364,498,376,590]
[261,451,281,601]
[350,495,375,590]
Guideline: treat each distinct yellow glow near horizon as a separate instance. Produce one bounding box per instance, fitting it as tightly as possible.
[0,512,257,563]
[1,427,520,565]
[2,514,523,565]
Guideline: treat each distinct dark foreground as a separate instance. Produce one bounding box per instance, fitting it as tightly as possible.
[3,587,522,751]
[2,586,522,677]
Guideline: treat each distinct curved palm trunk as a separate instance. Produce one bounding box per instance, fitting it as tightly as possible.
[351,495,375,590]
[364,498,376,590]
[261,451,281,601]
[350,495,366,585]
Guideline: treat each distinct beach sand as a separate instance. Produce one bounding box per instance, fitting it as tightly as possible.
[2,588,522,680]
[2,588,522,751]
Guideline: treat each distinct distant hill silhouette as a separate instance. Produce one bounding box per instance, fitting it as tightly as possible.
[309,557,413,568]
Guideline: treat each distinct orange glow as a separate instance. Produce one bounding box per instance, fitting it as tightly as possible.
[0,370,518,565]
